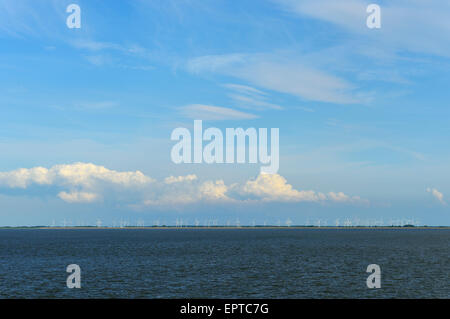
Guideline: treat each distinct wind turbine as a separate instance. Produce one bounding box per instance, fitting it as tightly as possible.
[286,218,292,227]
[344,218,351,227]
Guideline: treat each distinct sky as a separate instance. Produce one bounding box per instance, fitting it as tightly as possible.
[0,0,450,226]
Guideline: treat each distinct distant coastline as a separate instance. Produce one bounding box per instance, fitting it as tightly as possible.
[1,226,449,230]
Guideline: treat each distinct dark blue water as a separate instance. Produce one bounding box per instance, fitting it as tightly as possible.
[0,229,448,298]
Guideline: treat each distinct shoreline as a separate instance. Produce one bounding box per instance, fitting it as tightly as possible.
[0,226,449,230]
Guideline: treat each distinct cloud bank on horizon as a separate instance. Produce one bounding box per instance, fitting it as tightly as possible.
[0,163,368,208]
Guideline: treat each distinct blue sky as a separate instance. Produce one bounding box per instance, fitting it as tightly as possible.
[1,0,450,226]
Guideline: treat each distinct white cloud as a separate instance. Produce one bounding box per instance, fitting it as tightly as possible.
[186,54,247,74]
[51,163,152,188]
[427,187,446,206]
[327,191,367,204]
[239,174,368,204]
[241,173,320,202]
[0,163,153,202]
[181,104,258,120]
[224,83,283,110]
[237,60,358,104]
[0,0,62,38]
[0,163,367,208]
[199,180,229,201]
[143,178,232,207]
[70,39,121,52]
[164,174,197,184]
[274,0,450,58]
[84,55,113,66]
[58,191,100,204]
[186,53,359,104]
[228,94,283,110]
[275,0,366,31]
[0,166,52,188]
[222,84,268,96]
[75,101,119,110]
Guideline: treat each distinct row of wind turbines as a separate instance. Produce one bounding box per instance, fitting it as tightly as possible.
[49,216,421,228]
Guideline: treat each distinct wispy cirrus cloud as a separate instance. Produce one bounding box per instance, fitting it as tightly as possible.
[274,0,450,58]
[187,54,247,74]
[228,94,283,110]
[75,101,119,110]
[71,40,151,67]
[187,53,360,104]
[0,0,64,38]
[180,104,258,120]
[222,84,268,96]
[0,1,153,71]
[70,39,122,51]
[224,83,283,110]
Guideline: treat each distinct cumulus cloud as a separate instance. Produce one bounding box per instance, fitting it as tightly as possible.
[164,174,197,184]
[241,173,320,202]
[58,191,100,203]
[427,187,446,206]
[199,180,229,201]
[0,162,152,189]
[0,163,153,204]
[327,192,368,204]
[0,166,52,188]
[239,174,368,204]
[143,178,231,206]
[0,163,367,208]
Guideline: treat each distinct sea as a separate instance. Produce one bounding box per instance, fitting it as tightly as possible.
[0,228,448,298]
